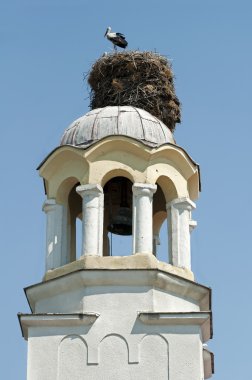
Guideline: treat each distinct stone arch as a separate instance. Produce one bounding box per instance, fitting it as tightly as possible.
[100,332,130,347]
[156,175,178,203]
[40,147,88,199]
[57,335,88,380]
[60,333,88,346]
[98,334,131,378]
[101,168,135,188]
[86,137,150,164]
[137,334,169,379]
[56,177,82,262]
[139,332,169,346]
[56,176,80,204]
[151,144,198,180]
[86,138,149,186]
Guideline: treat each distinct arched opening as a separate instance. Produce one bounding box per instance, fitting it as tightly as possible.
[68,184,82,260]
[157,175,178,203]
[153,184,169,262]
[152,176,179,264]
[53,177,82,266]
[103,176,133,256]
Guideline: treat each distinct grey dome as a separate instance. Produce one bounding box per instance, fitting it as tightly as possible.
[60,106,175,148]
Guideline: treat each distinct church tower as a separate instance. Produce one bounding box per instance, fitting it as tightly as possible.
[19,51,214,379]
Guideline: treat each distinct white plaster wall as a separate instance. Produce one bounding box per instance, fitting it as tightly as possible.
[152,288,199,312]
[35,285,200,314]
[58,335,87,380]
[168,333,204,380]
[27,279,205,380]
[27,325,204,380]
[28,333,58,380]
[35,288,85,313]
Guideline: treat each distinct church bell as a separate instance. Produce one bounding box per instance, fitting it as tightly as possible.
[105,177,132,236]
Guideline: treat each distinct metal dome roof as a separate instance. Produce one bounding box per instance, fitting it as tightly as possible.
[60,106,175,148]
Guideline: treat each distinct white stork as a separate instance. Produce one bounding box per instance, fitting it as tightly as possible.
[104,26,128,50]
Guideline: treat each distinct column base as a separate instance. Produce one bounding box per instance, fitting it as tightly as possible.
[43,254,194,282]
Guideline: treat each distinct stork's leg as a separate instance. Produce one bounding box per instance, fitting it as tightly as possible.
[114,44,117,52]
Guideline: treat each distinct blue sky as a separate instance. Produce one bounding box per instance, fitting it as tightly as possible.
[1,0,252,378]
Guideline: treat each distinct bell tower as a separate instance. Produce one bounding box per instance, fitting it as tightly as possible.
[19,52,214,379]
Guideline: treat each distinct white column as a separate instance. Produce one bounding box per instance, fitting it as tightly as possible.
[166,197,196,270]
[132,183,157,254]
[76,184,104,256]
[42,199,65,271]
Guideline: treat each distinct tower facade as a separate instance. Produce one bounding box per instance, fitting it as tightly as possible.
[19,55,214,380]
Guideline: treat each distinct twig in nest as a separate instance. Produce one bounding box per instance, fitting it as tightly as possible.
[87,51,181,132]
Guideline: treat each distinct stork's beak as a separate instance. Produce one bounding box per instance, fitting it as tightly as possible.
[104,28,108,37]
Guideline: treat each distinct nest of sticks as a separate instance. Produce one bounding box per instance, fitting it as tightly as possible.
[87,51,181,132]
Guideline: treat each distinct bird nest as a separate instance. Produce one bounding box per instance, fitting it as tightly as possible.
[87,51,181,132]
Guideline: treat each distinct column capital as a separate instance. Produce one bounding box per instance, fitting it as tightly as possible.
[166,197,196,211]
[76,184,103,198]
[42,198,57,213]
[132,183,157,197]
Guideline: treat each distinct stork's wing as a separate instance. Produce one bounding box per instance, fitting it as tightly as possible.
[116,32,126,39]
[110,36,128,48]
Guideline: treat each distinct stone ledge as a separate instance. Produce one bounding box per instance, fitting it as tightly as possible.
[43,254,194,282]
[26,269,210,313]
[203,348,214,378]
[138,311,212,342]
[18,312,99,340]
